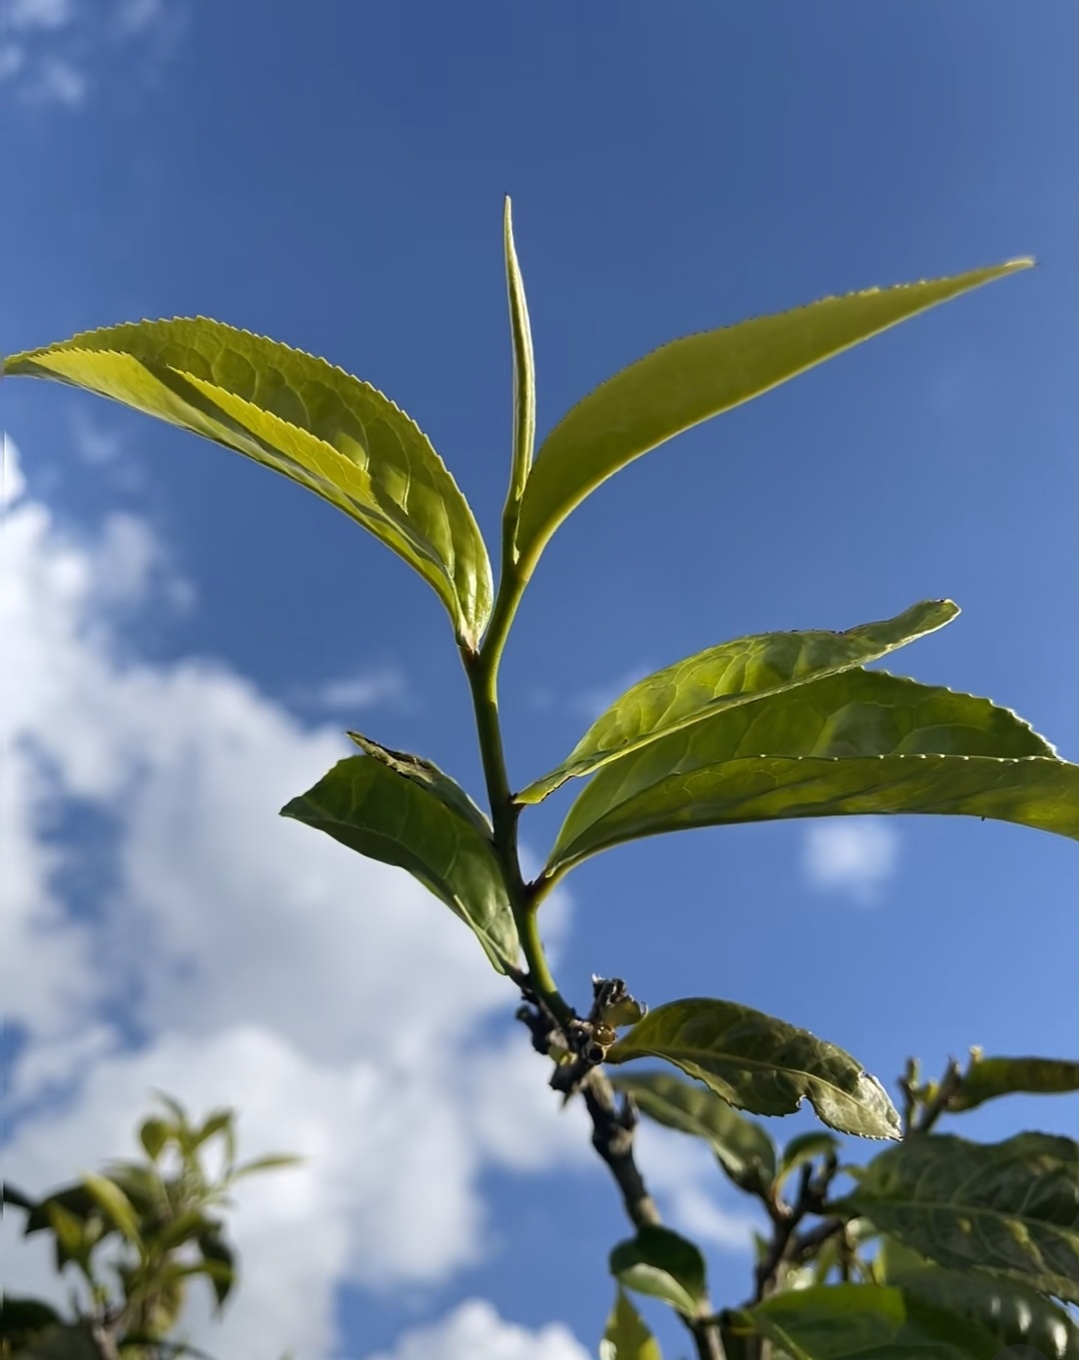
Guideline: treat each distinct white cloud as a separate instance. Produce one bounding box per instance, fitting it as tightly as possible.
[0,41,25,78]
[363,1300,590,1360]
[3,429,27,501]
[0,433,595,1358]
[1,0,183,106]
[4,0,73,31]
[113,0,165,36]
[308,663,409,713]
[32,53,83,102]
[71,409,124,465]
[1,433,758,1358]
[801,818,900,905]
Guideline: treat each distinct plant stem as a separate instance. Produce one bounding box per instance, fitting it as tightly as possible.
[581,1069,726,1360]
[475,503,721,1359]
[580,1069,661,1230]
[465,561,570,1022]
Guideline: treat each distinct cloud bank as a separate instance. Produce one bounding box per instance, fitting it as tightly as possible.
[1,433,593,1358]
[1,431,755,1358]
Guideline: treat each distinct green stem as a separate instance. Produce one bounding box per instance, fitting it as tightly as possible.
[464,554,571,1025]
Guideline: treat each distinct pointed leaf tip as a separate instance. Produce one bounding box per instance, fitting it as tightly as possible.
[607,998,901,1139]
[514,258,1034,574]
[4,317,493,646]
[520,598,961,804]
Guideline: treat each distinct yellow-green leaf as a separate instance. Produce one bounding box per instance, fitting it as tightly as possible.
[3,318,493,647]
[518,599,957,804]
[81,1171,143,1246]
[545,668,1073,877]
[948,1053,1079,1113]
[281,743,519,972]
[610,1225,708,1318]
[503,196,536,522]
[607,998,900,1139]
[600,1287,664,1360]
[513,259,1032,573]
[735,1278,1075,1360]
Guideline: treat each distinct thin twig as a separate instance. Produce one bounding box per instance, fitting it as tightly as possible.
[515,993,726,1360]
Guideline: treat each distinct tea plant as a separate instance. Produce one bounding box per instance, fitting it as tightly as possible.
[5,201,1078,1360]
[2,1095,298,1360]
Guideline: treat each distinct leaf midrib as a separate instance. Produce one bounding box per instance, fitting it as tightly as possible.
[615,1037,880,1112]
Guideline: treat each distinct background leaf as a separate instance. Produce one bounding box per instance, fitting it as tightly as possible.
[838,1131,1079,1303]
[138,1118,171,1162]
[512,260,1031,572]
[281,748,519,971]
[777,1131,840,1186]
[13,1322,105,1360]
[948,1054,1079,1113]
[607,998,900,1139]
[885,1264,1079,1360]
[519,599,958,803]
[609,1225,708,1317]
[610,1069,777,1192]
[4,318,493,646]
[737,1280,1047,1360]
[196,1224,237,1308]
[546,668,1076,876]
[81,1172,143,1245]
[600,1287,664,1360]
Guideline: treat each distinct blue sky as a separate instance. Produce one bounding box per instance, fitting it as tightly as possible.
[3,3,1078,1358]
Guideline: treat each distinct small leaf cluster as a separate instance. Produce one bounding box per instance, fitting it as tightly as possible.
[2,1094,300,1360]
[602,1050,1079,1359]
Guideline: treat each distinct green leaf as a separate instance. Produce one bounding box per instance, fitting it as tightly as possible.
[609,1225,708,1317]
[735,1281,1039,1360]
[25,1184,100,1235]
[512,259,1032,574]
[600,1287,664,1360]
[3,319,493,647]
[2,1181,35,1211]
[889,1264,1079,1360]
[545,668,1075,877]
[503,196,536,520]
[192,1109,234,1150]
[14,1322,105,1360]
[101,1161,169,1220]
[778,1131,840,1185]
[519,600,958,804]
[149,1208,213,1254]
[610,1069,777,1192]
[948,1054,1079,1113]
[151,1091,189,1125]
[606,999,900,1140]
[138,1117,171,1162]
[346,731,493,836]
[874,1234,933,1281]
[231,1153,303,1179]
[81,1172,143,1246]
[45,1201,94,1271]
[837,1131,1079,1304]
[281,743,519,972]
[0,1297,63,1342]
[196,1225,236,1308]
